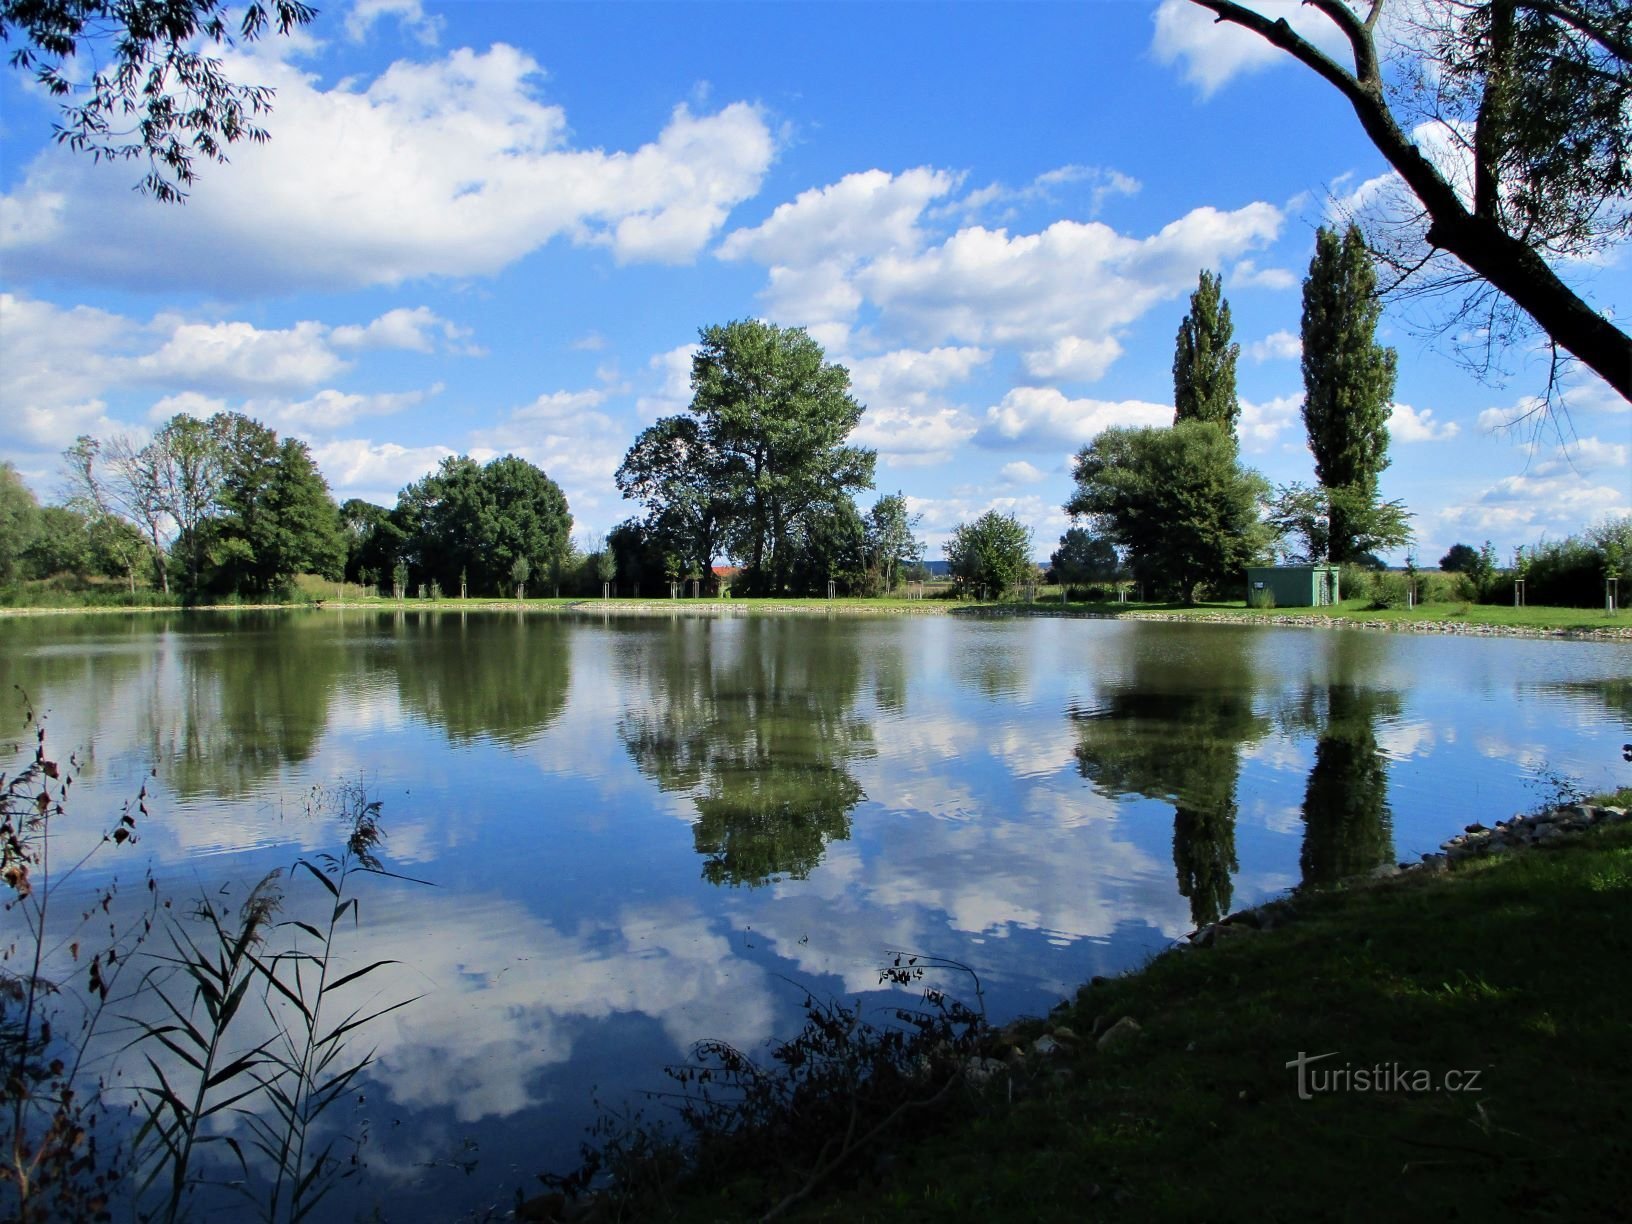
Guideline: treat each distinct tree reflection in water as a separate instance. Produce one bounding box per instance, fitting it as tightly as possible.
[619,619,874,887]
[1072,628,1268,927]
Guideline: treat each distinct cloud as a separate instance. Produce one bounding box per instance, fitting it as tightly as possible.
[860,204,1282,351]
[975,387,1172,450]
[0,296,470,454]
[132,320,349,393]
[1020,335,1124,383]
[467,386,630,532]
[1151,0,1350,96]
[1,47,776,292]
[0,294,134,448]
[1229,258,1297,289]
[346,0,444,45]
[331,306,466,353]
[253,385,443,435]
[1239,392,1303,452]
[846,346,989,465]
[942,165,1142,224]
[1533,435,1629,477]
[718,167,957,267]
[1440,472,1632,540]
[634,344,698,421]
[310,437,456,503]
[1000,460,1047,485]
[1389,401,1460,442]
[1247,329,1301,362]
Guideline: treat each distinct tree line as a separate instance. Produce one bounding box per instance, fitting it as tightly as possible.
[7,228,1627,608]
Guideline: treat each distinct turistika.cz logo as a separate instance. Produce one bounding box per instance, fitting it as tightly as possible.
[1285,1051,1484,1100]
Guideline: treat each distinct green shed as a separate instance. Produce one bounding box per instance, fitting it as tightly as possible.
[1246,565,1341,608]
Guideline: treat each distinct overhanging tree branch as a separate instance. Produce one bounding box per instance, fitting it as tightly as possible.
[1188,0,1631,402]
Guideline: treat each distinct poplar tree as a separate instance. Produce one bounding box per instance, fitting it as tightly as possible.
[1172,270,1241,440]
[1300,225,1400,564]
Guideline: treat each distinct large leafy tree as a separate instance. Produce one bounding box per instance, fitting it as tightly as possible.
[945,510,1034,598]
[396,454,570,596]
[1172,270,1241,439]
[689,319,876,593]
[1066,421,1273,603]
[1188,0,1631,405]
[615,416,731,590]
[1300,225,1401,561]
[0,0,317,201]
[1050,526,1120,589]
[208,414,344,594]
[0,461,40,584]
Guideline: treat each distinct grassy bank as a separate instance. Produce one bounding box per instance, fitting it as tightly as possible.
[4,592,1629,636]
[618,803,1632,1222]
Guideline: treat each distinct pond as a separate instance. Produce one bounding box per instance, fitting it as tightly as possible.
[2,609,1627,1218]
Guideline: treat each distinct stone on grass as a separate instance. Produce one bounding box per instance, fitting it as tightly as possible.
[1097,1016,1141,1051]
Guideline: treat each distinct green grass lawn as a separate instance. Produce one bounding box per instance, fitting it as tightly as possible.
[648,814,1632,1222]
[1010,595,1632,633]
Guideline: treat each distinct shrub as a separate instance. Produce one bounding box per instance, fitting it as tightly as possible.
[1366,570,1408,610]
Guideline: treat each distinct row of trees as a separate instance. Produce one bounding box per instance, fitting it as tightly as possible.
[47,413,346,598]
[6,239,1605,607]
[1062,226,1410,603]
[26,412,577,602]
[344,455,572,598]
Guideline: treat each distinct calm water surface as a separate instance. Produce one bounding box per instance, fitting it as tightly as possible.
[2,610,1627,1218]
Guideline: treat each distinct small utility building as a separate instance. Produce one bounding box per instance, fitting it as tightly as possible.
[1246,565,1341,608]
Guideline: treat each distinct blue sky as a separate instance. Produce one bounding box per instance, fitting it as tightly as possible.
[2,0,1627,564]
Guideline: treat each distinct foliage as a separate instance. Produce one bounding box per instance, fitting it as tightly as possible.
[1049,527,1120,589]
[1364,569,1408,610]
[620,620,871,885]
[1300,225,1400,562]
[125,786,420,1222]
[208,417,346,596]
[337,500,398,592]
[862,493,924,595]
[1189,0,1630,404]
[1439,542,1481,574]
[1172,269,1241,438]
[543,957,987,1219]
[1066,421,1273,603]
[394,454,571,598]
[0,462,41,585]
[0,0,318,202]
[1269,482,1411,564]
[1491,516,1632,606]
[619,320,876,595]
[3,711,154,1220]
[615,416,732,591]
[945,511,1034,599]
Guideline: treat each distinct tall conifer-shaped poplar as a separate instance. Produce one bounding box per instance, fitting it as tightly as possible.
[1300,225,1398,563]
[1172,270,1241,440]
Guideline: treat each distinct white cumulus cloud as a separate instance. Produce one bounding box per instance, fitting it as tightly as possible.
[1247,329,1301,362]
[975,387,1173,450]
[1389,401,1460,443]
[1,46,776,292]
